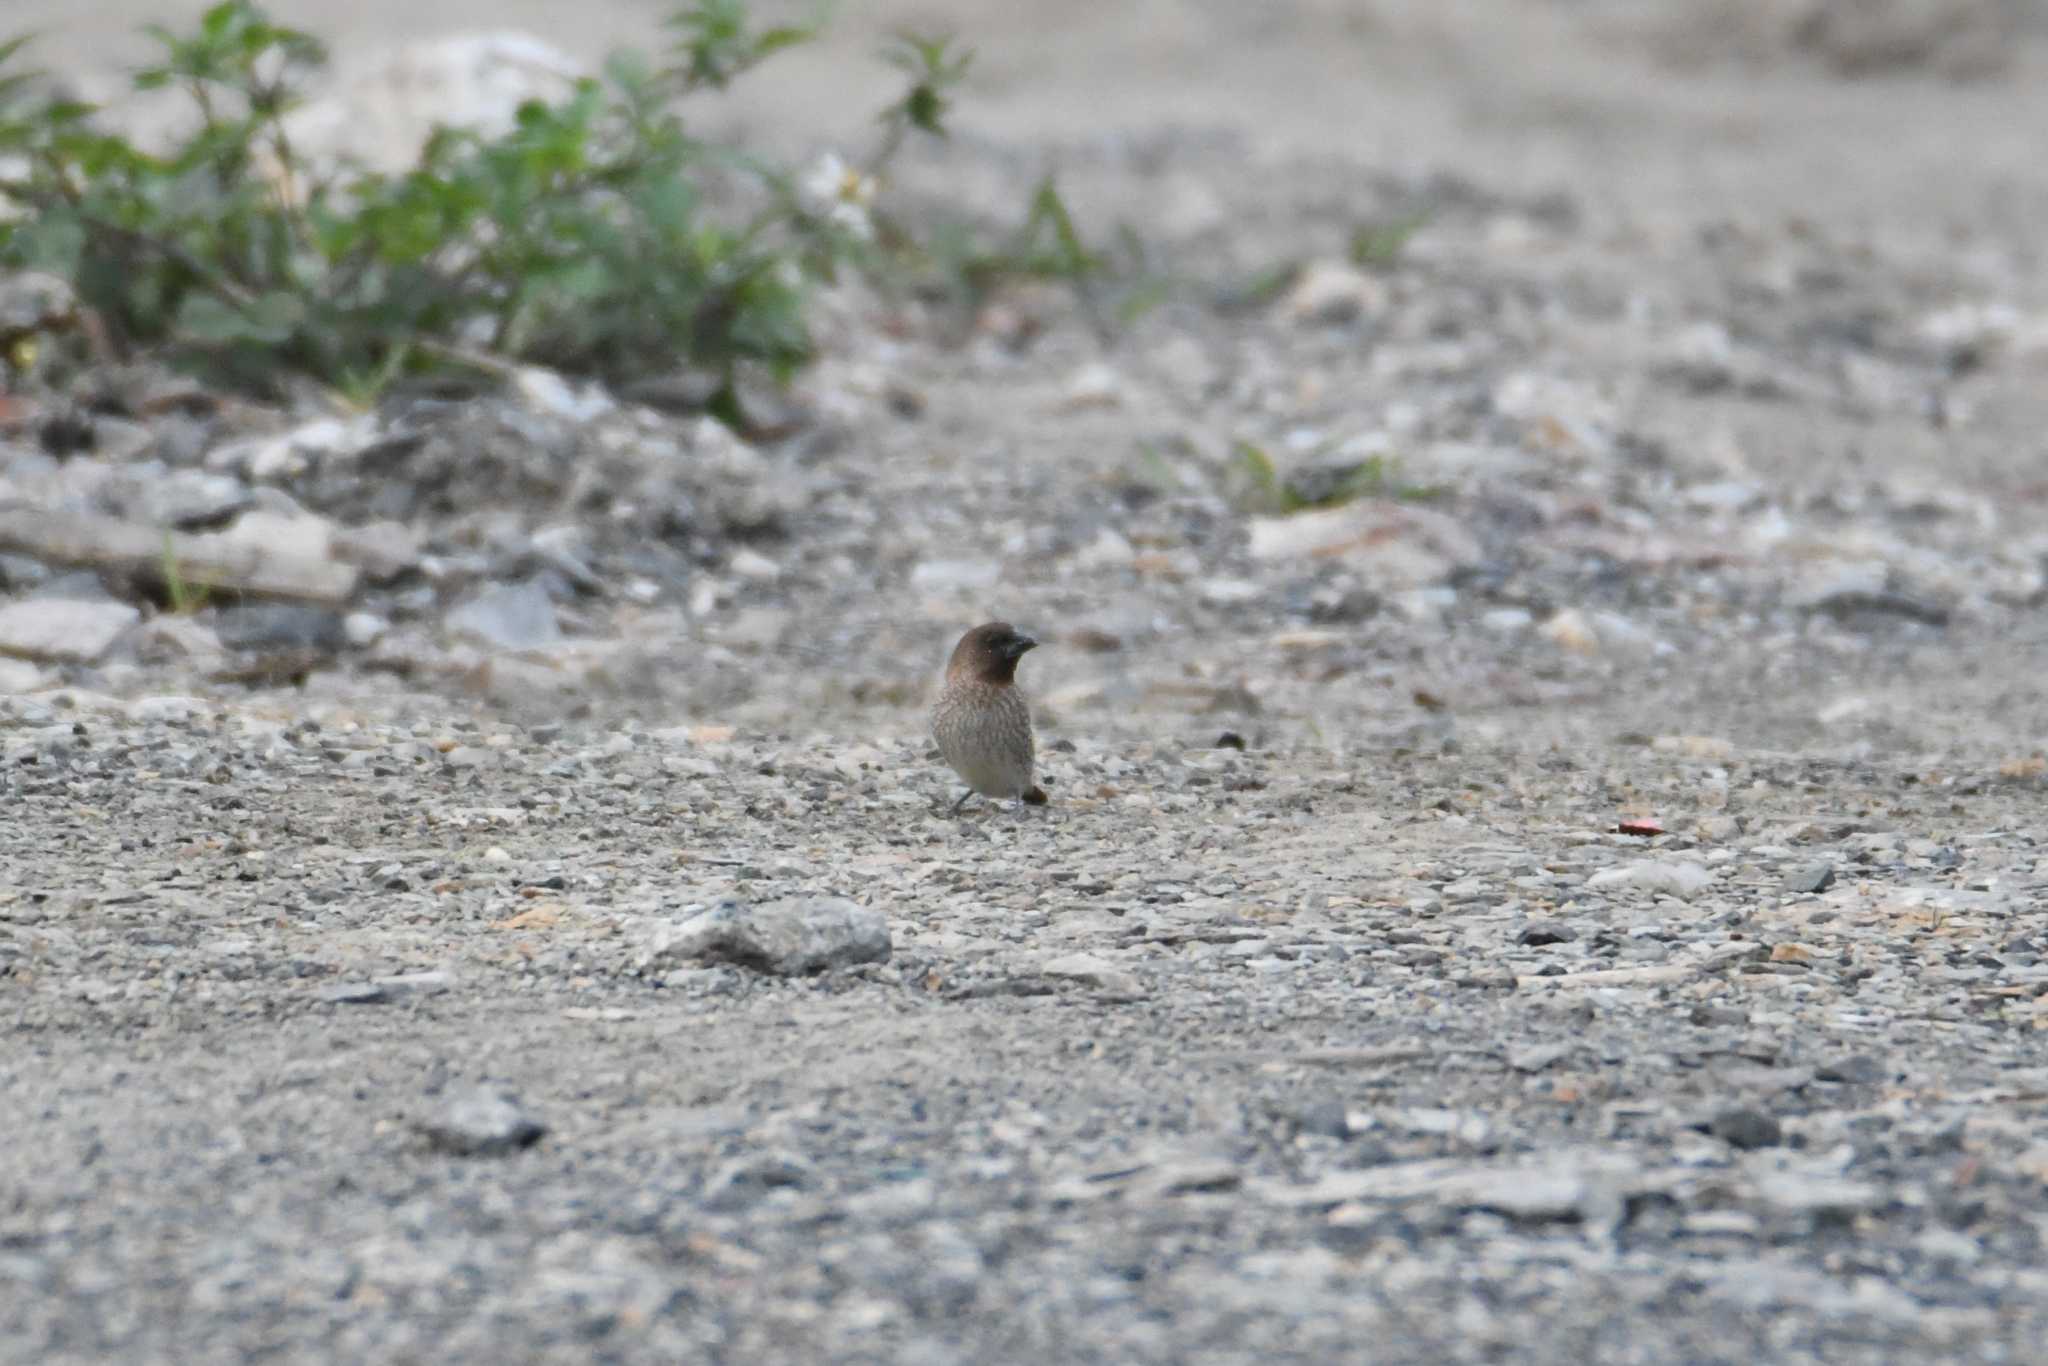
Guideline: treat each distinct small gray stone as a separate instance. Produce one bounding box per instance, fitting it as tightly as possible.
[1816,1054,1885,1085]
[213,603,345,653]
[124,468,254,530]
[1291,1099,1353,1139]
[1783,862,1836,894]
[1706,942,1772,970]
[331,521,422,582]
[1697,815,1743,842]
[1707,1106,1783,1151]
[417,1089,545,1157]
[0,270,76,334]
[1509,1043,1572,1073]
[376,970,452,998]
[701,1151,812,1210]
[319,981,389,1005]
[1040,951,1147,998]
[641,897,890,976]
[447,578,561,651]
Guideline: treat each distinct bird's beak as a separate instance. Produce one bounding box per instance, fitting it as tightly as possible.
[1010,634,1039,657]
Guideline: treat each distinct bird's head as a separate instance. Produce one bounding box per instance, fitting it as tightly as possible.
[948,621,1039,684]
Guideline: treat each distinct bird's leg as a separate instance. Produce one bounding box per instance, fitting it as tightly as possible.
[950,789,976,817]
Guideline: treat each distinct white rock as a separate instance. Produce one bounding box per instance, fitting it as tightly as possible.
[1920,301,2048,358]
[1283,260,1388,325]
[728,548,782,583]
[208,417,370,481]
[344,613,391,648]
[1586,861,1715,902]
[1060,362,1125,410]
[218,509,337,563]
[0,599,139,664]
[1073,528,1136,571]
[274,33,586,184]
[514,366,612,423]
[0,657,47,692]
[1247,501,1481,588]
[1481,607,1533,633]
[1686,481,1765,513]
[1201,578,1263,605]
[1541,607,1600,654]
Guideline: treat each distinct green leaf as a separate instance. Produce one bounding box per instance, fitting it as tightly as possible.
[200,3,242,44]
[1233,441,1282,510]
[175,288,304,345]
[1348,210,1429,268]
[904,84,943,135]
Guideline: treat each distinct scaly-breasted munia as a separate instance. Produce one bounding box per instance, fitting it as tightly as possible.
[930,621,1047,814]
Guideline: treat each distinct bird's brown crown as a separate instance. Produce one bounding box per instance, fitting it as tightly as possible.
[946,621,1038,685]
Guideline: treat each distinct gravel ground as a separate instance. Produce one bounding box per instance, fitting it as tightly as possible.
[5,2,2048,1362]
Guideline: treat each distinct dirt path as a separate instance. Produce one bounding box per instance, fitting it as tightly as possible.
[5,2,2048,1362]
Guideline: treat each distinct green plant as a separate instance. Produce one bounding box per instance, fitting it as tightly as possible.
[1230,440,1443,514]
[0,2,966,410]
[160,532,211,614]
[902,171,1178,345]
[1348,209,1430,268]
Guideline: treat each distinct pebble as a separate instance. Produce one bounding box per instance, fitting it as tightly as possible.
[416,1089,547,1157]
[1587,861,1714,901]
[640,897,891,976]
[701,1152,813,1210]
[1039,952,1147,999]
[1508,1043,1572,1073]
[446,579,561,651]
[1783,862,1836,894]
[125,468,253,530]
[213,604,344,653]
[1282,260,1389,325]
[1708,1107,1784,1151]
[1540,607,1600,654]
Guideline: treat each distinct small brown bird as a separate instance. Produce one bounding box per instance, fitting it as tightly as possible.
[931,621,1048,814]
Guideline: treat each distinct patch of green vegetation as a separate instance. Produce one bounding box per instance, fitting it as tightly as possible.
[0,2,1001,412]
[1347,209,1430,268]
[1230,439,1444,515]
[160,532,211,614]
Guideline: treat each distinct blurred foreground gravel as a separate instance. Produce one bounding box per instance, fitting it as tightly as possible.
[4,704,2048,1361]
